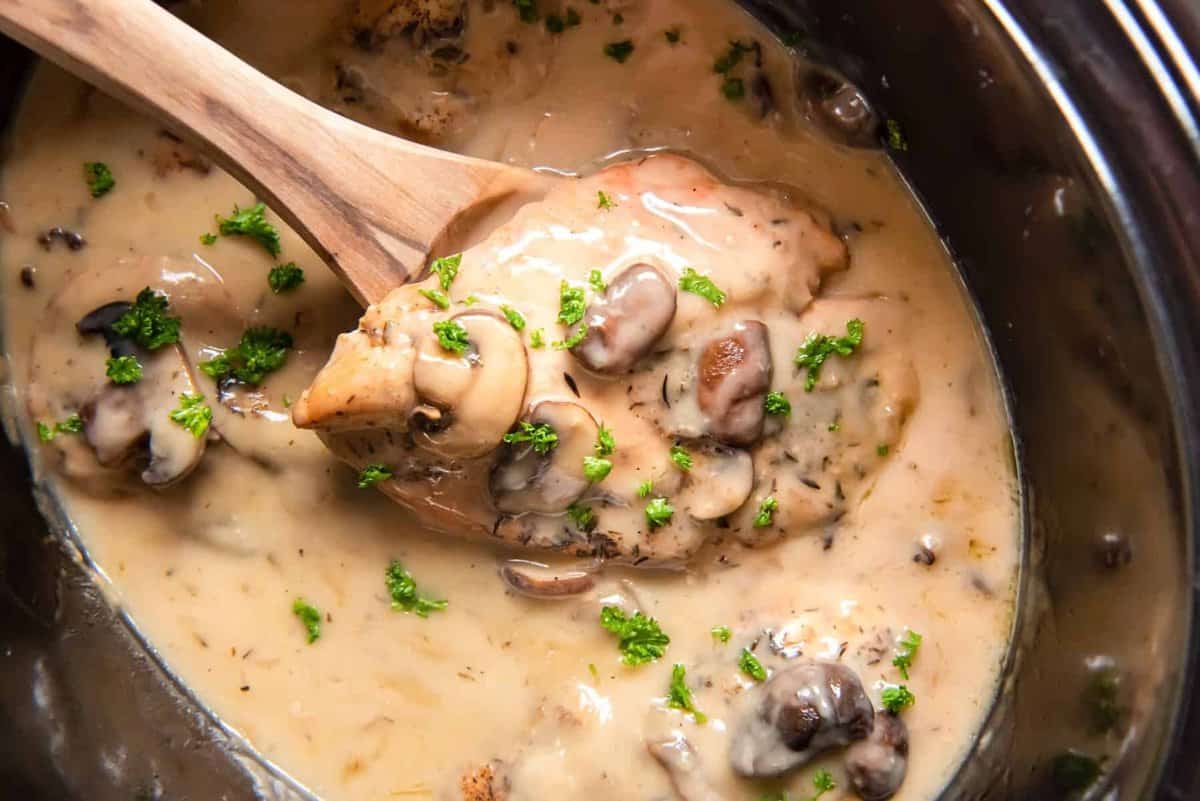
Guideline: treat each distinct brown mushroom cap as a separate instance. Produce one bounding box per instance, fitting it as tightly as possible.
[844,712,909,801]
[490,400,598,514]
[499,559,596,599]
[411,311,529,459]
[730,660,874,778]
[572,262,676,374]
[697,320,772,447]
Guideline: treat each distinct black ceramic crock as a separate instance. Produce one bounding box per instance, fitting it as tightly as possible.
[0,1,1197,799]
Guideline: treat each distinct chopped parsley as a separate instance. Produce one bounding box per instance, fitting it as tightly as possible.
[385,560,448,617]
[419,288,450,309]
[595,423,615,456]
[828,419,841,433]
[753,496,778,528]
[292,598,321,644]
[666,664,707,723]
[665,26,682,44]
[432,319,470,354]
[200,232,218,246]
[112,287,181,350]
[588,269,607,293]
[721,76,745,100]
[37,414,83,442]
[739,647,767,682]
[105,355,142,385]
[645,497,673,529]
[885,119,909,152]
[764,391,791,416]
[713,40,754,74]
[810,768,837,800]
[529,328,546,348]
[678,267,726,307]
[600,606,670,665]
[566,502,597,531]
[552,323,588,350]
[597,190,616,210]
[794,318,865,391]
[514,0,537,23]
[168,393,212,438]
[268,262,305,293]
[430,253,462,290]
[215,202,280,256]
[881,684,915,714]
[1085,668,1122,733]
[603,39,635,63]
[711,625,732,643]
[557,281,587,325]
[1052,751,1102,792]
[357,463,393,488]
[200,327,293,385]
[636,478,654,498]
[545,13,565,32]
[503,420,559,454]
[669,444,693,471]
[500,304,526,330]
[877,443,890,457]
[583,455,613,483]
[892,630,923,680]
[83,161,115,198]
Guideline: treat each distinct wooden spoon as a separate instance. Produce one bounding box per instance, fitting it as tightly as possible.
[0,0,552,305]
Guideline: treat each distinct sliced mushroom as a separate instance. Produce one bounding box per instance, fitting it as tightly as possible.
[801,69,879,149]
[676,441,754,520]
[490,401,597,514]
[411,311,529,459]
[499,559,596,599]
[572,263,677,374]
[648,734,729,801]
[697,321,772,447]
[730,661,874,778]
[844,711,909,801]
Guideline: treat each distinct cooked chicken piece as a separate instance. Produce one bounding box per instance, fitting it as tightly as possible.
[295,154,913,565]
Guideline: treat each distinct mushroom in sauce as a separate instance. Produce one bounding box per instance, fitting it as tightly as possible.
[491,400,598,514]
[571,262,677,374]
[729,661,874,778]
[844,711,909,801]
[697,320,772,447]
[675,439,754,520]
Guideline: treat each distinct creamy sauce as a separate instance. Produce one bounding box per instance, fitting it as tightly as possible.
[0,1,1019,800]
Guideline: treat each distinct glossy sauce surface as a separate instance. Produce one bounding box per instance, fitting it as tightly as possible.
[1,1,1019,799]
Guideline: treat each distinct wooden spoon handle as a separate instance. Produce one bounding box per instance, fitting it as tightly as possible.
[0,0,534,304]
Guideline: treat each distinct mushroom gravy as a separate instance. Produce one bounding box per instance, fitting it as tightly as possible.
[1,1,1020,800]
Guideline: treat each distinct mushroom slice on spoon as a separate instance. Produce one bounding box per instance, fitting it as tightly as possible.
[491,401,598,514]
[571,262,676,374]
[676,440,754,521]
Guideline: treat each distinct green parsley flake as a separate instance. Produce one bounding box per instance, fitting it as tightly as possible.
[645,497,673,529]
[419,288,451,309]
[36,422,52,442]
[583,455,613,483]
[881,684,915,713]
[566,501,596,531]
[678,267,727,307]
[385,560,448,617]
[552,324,588,350]
[112,288,181,350]
[37,414,84,442]
[666,663,707,723]
[892,630,923,680]
[603,39,634,63]
[557,281,587,326]
[669,444,693,471]
[83,161,115,198]
[292,598,321,644]
[200,327,293,385]
[711,625,732,643]
[739,648,768,682]
[665,26,682,44]
[357,463,393,488]
[501,304,526,331]
[811,768,837,800]
[268,262,305,293]
[600,605,669,665]
[721,76,745,100]
[430,253,462,290]
[877,443,890,457]
[595,423,615,456]
[514,0,537,23]
[200,233,218,246]
[794,318,865,391]
[432,319,470,354]
[597,190,616,210]
[764,391,791,416]
[105,355,142,385]
[168,393,212,438]
[503,421,558,454]
[216,202,280,256]
[529,328,546,348]
[713,40,753,74]
[885,119,909,152]
[1052,751,1102,792]
[545,12,565,32]
[636,479,654,498]
[828,419,841,433]
[753,496,778,528]
[589,269,607,293]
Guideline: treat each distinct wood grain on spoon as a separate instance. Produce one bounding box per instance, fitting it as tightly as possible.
[0,0,551,304]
